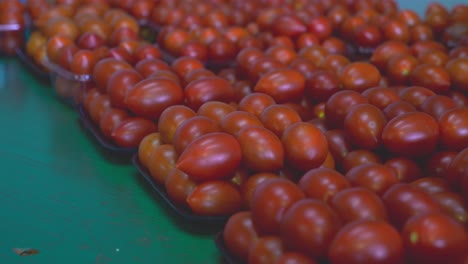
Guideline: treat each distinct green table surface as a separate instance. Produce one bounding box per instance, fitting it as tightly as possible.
[0,58,225,263]
[0,1,463,263]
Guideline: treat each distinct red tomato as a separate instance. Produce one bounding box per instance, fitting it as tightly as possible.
[164,168,197,207]
[99,108,130,139]
[106,69,143,109]
[410,177,451,195]
[297,168,350,203]
[111,117,157,148]
[125,77,185,119]
[186,181,242,216]
[279,199,341,259]
[325,90,368,129]
[402,212,468,264]
[220,111,264,136]
[260,104,302,137]
[432,191,468,226]
[240,172,279,209]
[445,147,468,191]
[438,107,468,151]
[329,220,405,264]
[147,144,178,185]
[345,163,399,196]
[157,105,196,145]
[236,126,284,172]
[276,252,318,264]
[247,236,284,264]
[138,133,162,168]
[238,92,276,118]
[172,116,221,154]
[184,76,234,111]
[254,68,305,103]
[384,157,423,183]
[341,149,382,173]
[197,101,236,126]
[325,129,353,166]
[251,178,305,235]
[282,122,328,172]
[176,132,242,182]
[223,211,259,261]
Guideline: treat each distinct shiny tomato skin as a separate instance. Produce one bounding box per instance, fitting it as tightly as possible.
[111,117,157,148]
[325,90,368,129]
[236,126,284,172]
[279,199,342,259]
[438,108,468,151]
[325,129,353,166]
[328,220,405,264]
[297,168,350,203]
[345,163,399,196]
[260,104,302,138]
[157,105,196,145]
[281,122,328,172]
[432,191,468,226]
[176,132,242,182]
[92,58,132,92]
[223,211,259,261]
[164,168,197,207]
[402,212,468,264]
[445,147,468,191]
[254,68,305,103]
[247,236,284,264]
[184,77,234,111]
[251,178,305,235]
[382,183,440,229]
[172,116,221,155]
[330,187,388,224]
[186,180,242,216]
[125,77,184,120]
[276,252,318,264]
[239,172,279,209]
[99,108,130,139]
[382,112,439,158]
[220,111,264,136]
[238,92,276,119]
[138,132,162,169]
[107,69,143,109]
[341,149,382,173]
[197,101,236,126]
[384,157,423,183]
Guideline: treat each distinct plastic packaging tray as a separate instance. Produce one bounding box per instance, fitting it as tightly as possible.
[78,105,138,154]
[214,231,243,264]
[132,154,231,224]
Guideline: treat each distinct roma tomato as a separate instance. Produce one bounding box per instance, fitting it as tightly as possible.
[236,126,284,172]
[92,58,132,92]
[147,144,178,185]
[340,62,381,93]
[157,105,196,144]
[445,147,468,191]
[325,90,368,129]
[410,177,451,195]
[238,93,276,119]
[111,117,157,148]
[297,168,350,203]
[251,178,305,235]
[438,107,468,151]
[197,101,236,126]
[384,157,423,182]
[220,111,264,136]
[184,76,234,111]
[176,132,242,182]
[106,69,143,109]
[341,149,382,173]
[329,220,405,264]
[223,211,259,261]
[125,77,184,119]
[330,187,388,224]
[260,104,302,138]
[382,112,439,158]
[99,108,130,139]
[172,116,221,154]
[276,252,318,264]
[282,122,328,172]
[247,236,284,264]
[345,163,399,196]
[254,68,305,103]
[164,168,197,207]
[138,132,162,168]
[325,129,353,166]
[402,212,468,264]
[187,181,242,216]
[240,172,279,209]
[432,191,468,226]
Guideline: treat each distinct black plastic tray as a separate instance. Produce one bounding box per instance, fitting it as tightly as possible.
[78,105,137,154]
[132,154,231,224]
[215,231,243,264]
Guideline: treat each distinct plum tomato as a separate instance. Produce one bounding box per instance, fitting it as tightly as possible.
[282,122,328,172]
[409,64,451,94]
[420,95,458,121]
[157,105,196,145]
[147,144,178,185]
[432,191,468,226]
[382,100,417,120]
[341,149,382,174]
[438,107,468,151]
[382,112,439,158]
[92,58,132,92]
[382,183,440,229]
[423,151,458,178]
[384,157,423,182]
[330,187,388,224]
[276,252,318,264]
[325,129,353,166]
[186,181,242,216]
[328,220,405,264]
[236,126,284,172]
[260,104,302,137]
[134,58,171,78]
[304,70,341,104]
[254,68,305,103]
[324,90,368,129]
[345,163,399,196]
[410,177,451,195]
[137,132,162,169]
[251,178,305,235]
[361,86,400,110]
[106,69,143,109]
[176,132,242,182]
[98,107,130,139]
[297,168,350,203]
[402,212,468,264]
[164,168,197,207]
[196,101,236,126]
[172,116,221,154]
[88,93,112,125]
[340,62,381,93]
[446,58,468,93]
[223,211,259,261]
[220,111,264,136]
[240,172,279,209]
[111,117,157,148]
[279,199,341,259]
[247,236,284,264]
[445,147,468,191]
[184,76,234,111]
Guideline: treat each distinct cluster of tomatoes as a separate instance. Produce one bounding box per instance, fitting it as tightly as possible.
[4,0,468,263]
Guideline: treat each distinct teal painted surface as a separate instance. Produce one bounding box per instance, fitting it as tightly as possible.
[0,58,224,263]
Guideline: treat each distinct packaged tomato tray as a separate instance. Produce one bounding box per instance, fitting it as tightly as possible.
[132,154,231,224]
[77,105,138,155]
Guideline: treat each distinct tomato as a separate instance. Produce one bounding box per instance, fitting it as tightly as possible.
[282,122,328,172]
[259,104,302,138]
[297,168,350,203]
[265,44,297,66]
[432,191,468,226]
[362,86,400,110]
[325,90,368,129]
[328,220,405,264]
[276,252,318,264]
[138,132,162,168]
[424,151,458,178]
[76,32,105,50]
[111,117,157,148]
[382,183,440,229]
[410,177,451,195]
[184,76,234,111]
[92,58,132,92]
[341,149,382,173]
[147,144,178,185]
[186,181,242,216]
[279,199,341,259]
[171,56,205,80]
[107,69,143,109]
[382,100,417,120]
[98,108,129,139]
[331,186,388,224]
[325,129,353,166]
[176,132,242,182]
[382,112,439,158]
[271,14,307,37]
[370,40,411,72]
[438,108,468,151]
[236,126,284,172]
[254,68,305,103]
[445,147,468,191]
[343,104,387,150]
[304,70,341,103]
[320,54,350,74]
[247,236,284,264]
[220,111,264,136]
[420,95,458,120]
[164,168,197,207]
[402,212,468,264]
[88,93,112,125]
[251,178,305,235]
[340,62,381,93]
[410,64,451,94]
[134,58,171,78]
[398,86,436,109]
[240,172,279,209]
[223,211,259,261]
[196,101,236,125]
[345,163,399,196]
[384,157,423,183]
[172,116,221,154]
[386,54,419,85]
[446,58,468,93]
[134,44,162,62]
[157,105,196,145]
